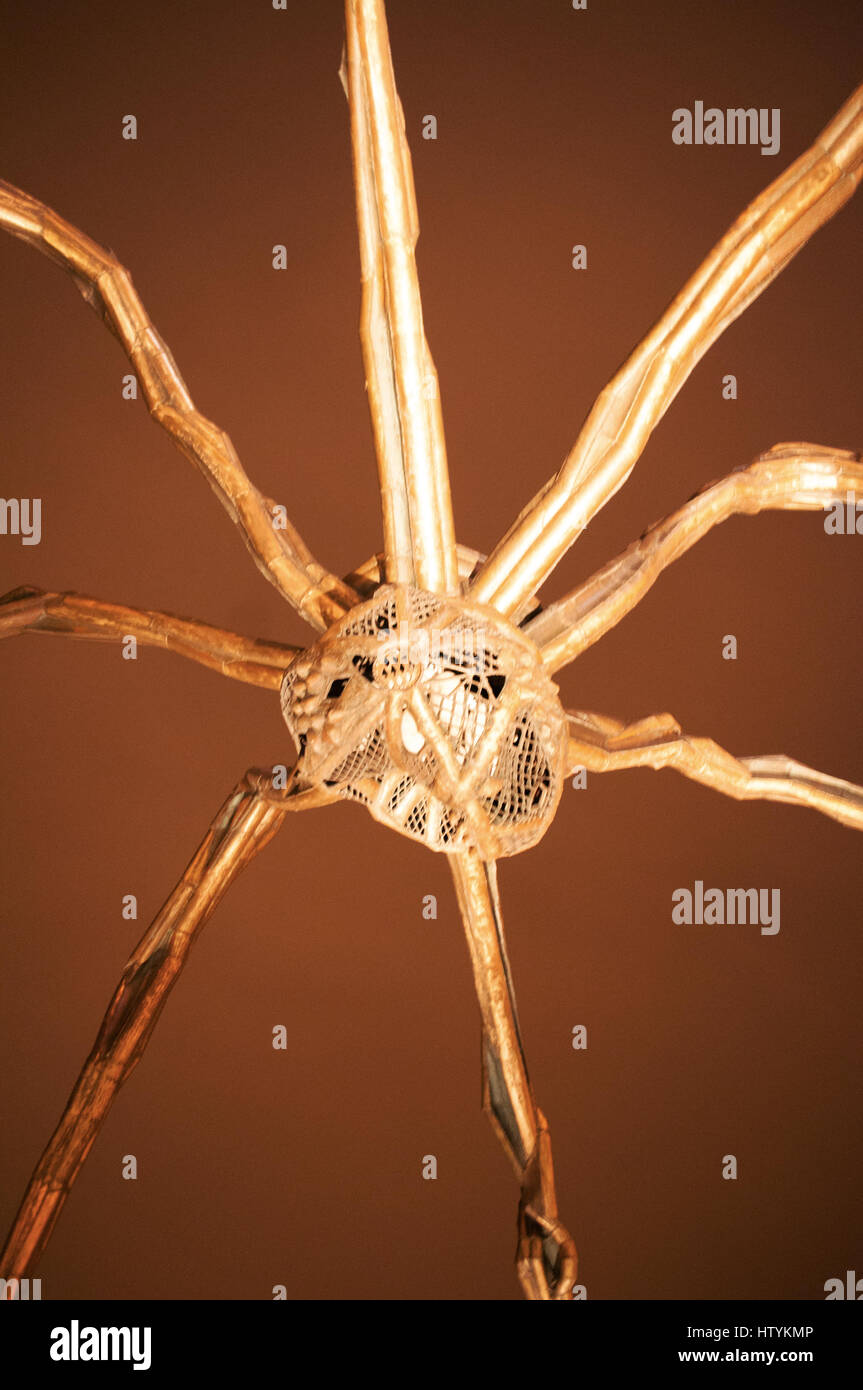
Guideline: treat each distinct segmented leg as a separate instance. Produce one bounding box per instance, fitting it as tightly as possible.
[0,586,298,690]
[0,180,359,631]
[566,710,863,832]
[470,85,863,619]
[526,444,863,671]
[0,769,323,1289]
[448,852,577,1301]
[342,0,459,594]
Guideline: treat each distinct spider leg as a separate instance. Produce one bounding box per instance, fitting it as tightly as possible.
[0,180,359,632]
[342,0,459,594]
[470,85,863,620]
[0,768,321,1289]
[449,851,577,1301]
[565,710,863,832]
[525,443,863,672]
[0,585,299,690]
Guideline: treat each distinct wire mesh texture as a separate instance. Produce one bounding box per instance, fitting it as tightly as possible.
[0,0,861,1300]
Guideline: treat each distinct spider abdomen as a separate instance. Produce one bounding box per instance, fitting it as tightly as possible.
[280,585,567,857]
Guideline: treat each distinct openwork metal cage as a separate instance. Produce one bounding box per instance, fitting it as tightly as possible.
[281,585,568,857]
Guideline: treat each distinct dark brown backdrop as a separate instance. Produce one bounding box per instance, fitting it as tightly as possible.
[1,0,860,1300]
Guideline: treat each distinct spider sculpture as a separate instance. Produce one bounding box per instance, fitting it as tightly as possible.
[1,1,861,1300]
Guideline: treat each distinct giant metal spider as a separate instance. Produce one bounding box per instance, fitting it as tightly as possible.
[1,1,861,1300]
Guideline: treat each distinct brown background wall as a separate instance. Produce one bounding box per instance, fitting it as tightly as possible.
[0,0,860,1300]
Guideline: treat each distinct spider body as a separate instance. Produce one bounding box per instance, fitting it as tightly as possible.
[280,584,567,857]
[0,0,860,1303]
